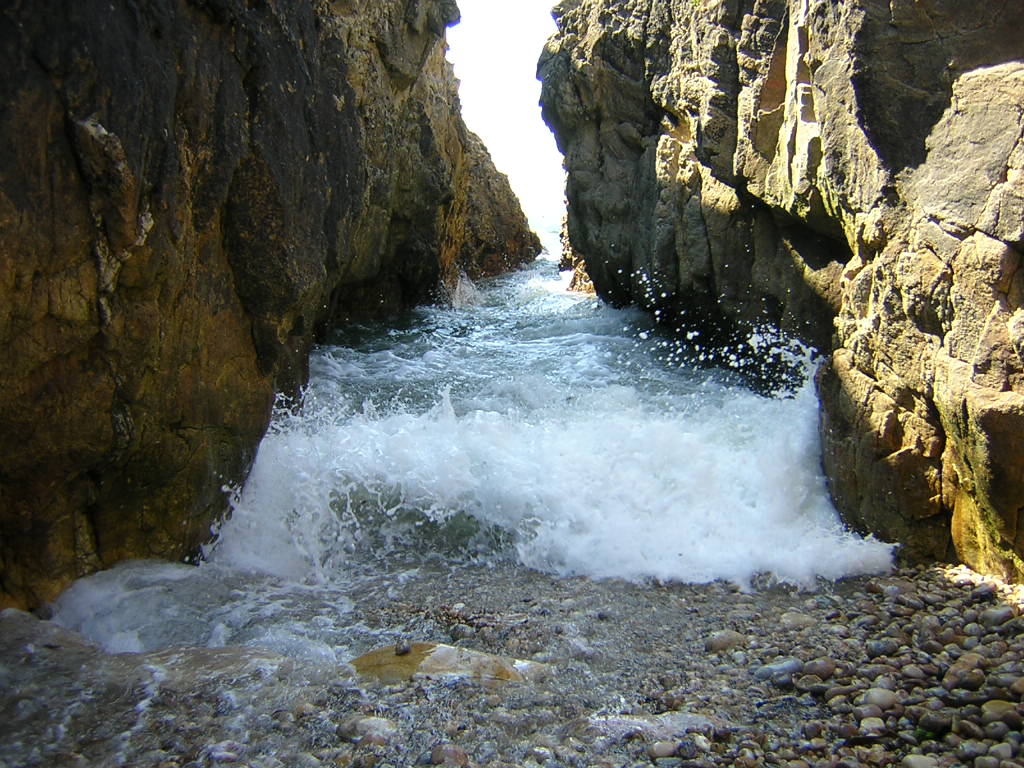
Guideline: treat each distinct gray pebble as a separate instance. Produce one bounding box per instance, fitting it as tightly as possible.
[865,638,900,659]
[956,740,989,761]
[980,606,1015,627]
[754,657,803,681]
[988,742,1015,760]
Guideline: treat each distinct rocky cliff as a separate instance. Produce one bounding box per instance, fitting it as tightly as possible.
[0,0,539,609]
[540,0,1024,577]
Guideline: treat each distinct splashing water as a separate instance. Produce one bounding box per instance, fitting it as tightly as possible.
[51,258,893,655]
[207,258,893,589]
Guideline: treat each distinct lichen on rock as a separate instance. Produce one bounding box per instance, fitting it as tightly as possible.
[540,0,1024,578]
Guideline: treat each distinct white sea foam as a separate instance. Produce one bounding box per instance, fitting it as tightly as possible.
[49,559,358,656]
[208,260,894,588]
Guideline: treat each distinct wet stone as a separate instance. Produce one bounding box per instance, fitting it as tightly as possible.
[430,744,469,766]
[971,584,999,602]
[865,639,900,659]
[5,562,1024,768]
[956,740,989,761]
[946,668,988,691]
[754,657,803,681]
[802,722,823,739]
[803,658,837,680]
[981,699,1018,722]
[862,688,900,710]
[525,745,553,763]
[984,720,1011,740]
[690,734,711,752]
[918,712,953,734]
[980,606,1016,627]
[340,717,399,743]
[861,664,899,681]
[956,718,985,739]
[900,756,938,768]
[859,717,886,737]
[902,664,926,680]
[988,742,1016,760]
[853,704,883,721]
[795,674,828,694]
[780,612,817,630]
[647,741,678,759]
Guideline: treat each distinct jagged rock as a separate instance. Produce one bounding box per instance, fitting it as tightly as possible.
[540,0,1024,579]
[558,213,594,293]
[0,0,539,609]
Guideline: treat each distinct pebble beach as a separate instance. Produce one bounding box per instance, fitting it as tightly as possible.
[2,561,1022,768]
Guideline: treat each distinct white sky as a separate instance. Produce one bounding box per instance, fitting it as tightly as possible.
[446,1,565,238]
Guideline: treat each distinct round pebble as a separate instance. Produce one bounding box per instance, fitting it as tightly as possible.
[430,744,468,766]
[862,688,900,710]
[646,742,677,759]
[859,717,886,737]
[980,606,1015,627]
[980,699,1017,721]
[803,657,837,680]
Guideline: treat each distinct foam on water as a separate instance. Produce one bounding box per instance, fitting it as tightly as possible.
[50,560,362,657]
[207,259,893,589]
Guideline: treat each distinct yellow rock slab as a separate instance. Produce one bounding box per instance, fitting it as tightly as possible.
[350,642,546,685]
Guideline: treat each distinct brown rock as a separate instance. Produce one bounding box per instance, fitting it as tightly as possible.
[349,642,548,685]
[705,629,747,653]
[858,716,887,738]
[1010,677,1024,700]
[431,744,469,767]
[0,0,539,608]
[803,658,837,680]
[861,688,900,711]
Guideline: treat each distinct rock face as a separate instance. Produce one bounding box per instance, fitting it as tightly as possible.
[540,0,1024,577]
[0,0,539,609]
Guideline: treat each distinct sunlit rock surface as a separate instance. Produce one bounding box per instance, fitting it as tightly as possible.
[540,0,1024,577]
[350,642,548,684]
[0,0,539,608]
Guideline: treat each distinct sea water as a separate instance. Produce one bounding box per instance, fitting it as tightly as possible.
[52,257,893,655]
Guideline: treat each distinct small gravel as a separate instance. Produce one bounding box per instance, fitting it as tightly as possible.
[1,562,1022,768]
